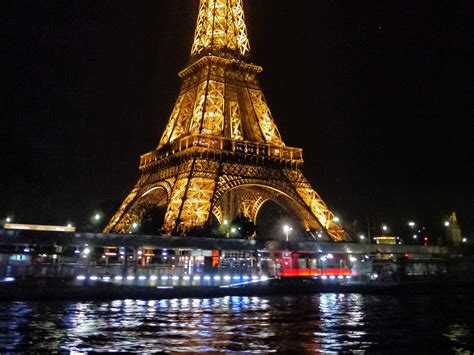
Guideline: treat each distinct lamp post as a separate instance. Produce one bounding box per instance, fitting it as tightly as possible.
[283,225,293,242]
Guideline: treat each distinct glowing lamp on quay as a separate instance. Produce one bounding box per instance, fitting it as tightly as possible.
[283,225,293,242]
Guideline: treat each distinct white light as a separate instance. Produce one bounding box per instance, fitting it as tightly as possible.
[329,276,336,280]
[3,277,15,282]
[23,248,30,253]
[321,276,328,280]
[231,228,237,233]
[150,275,158,281]
[183,276,191,281]
[139,276,147,280]
[67,223,72,228]
[76,275,86,280]
[213,276,221,280]
[333,216,340,223]
[204,276,211,281]
[102,276,111,281]
[349,256,357,262]
[193,276,201,281]
[242,275,250,280]
[283,225,290,232]
[74,249,80,254]
[90,276,98,281]
[338,276,344,279]
[320,256,327,262]
[233,275,241,280]
[359,235,365,240]
[463,238,467,243]
[161,276,169,281]
[413,235,418,239]
[132,222,138,229]
[252,276,259,280]
[223,219,229,225]
[94,214,101,221]
[137,250,143,256]
[114,276,123,280]
[172,276,180,281]
[260,276,269,281]
[126,276,135,280]
[382,225,388,231]
[224,275,231,280]
[444,221,450,227]
[345,276,352,279]
[326,254,334,259]
[83,248,90,255]
[408,222,415,227]
[6,217,11,223]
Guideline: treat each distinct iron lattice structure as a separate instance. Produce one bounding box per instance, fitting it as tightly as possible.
[104,0,349,241]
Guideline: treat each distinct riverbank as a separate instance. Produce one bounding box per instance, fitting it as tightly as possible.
[1,277,473,301]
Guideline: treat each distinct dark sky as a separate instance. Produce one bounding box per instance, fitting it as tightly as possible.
[4,1,473,237]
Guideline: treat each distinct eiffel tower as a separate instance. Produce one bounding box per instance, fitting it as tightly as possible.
[104,0,349,242]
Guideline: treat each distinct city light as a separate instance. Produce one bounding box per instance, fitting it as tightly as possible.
[463,238,467,243]
[359,235,365,240]
[333,216,340,223]
[283,225,293,242]
[83,248,91,255]
[67,223,73,228]
[382,225,388,231]
[408,221,416,227]
[444,221,450,227]
[413,235,418,239]
[230,227,237,234]
[223,219,229,225]
[132,222,138,230]
[6,217,12,223]
[94,213,101,221]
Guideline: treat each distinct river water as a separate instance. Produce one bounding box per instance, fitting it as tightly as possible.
[1,294,473,353]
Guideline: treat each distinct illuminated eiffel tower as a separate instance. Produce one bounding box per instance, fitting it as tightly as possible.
[105,0,349,241]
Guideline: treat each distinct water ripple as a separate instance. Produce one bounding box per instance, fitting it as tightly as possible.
[0,294,473,352]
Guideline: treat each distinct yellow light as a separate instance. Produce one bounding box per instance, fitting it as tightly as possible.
[4,223,76,232]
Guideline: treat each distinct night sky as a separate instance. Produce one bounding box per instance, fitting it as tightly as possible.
[4,1,473,237]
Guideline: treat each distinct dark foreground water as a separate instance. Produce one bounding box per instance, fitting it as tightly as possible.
[1,294,473,353]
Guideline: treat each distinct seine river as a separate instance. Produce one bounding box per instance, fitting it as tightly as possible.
[1,294,473,353]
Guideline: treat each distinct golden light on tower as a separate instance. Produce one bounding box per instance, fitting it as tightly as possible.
[104,0,349,241]
[191,0,250,58]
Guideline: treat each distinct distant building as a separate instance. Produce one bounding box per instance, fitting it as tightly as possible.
[445,212,463,246]
[375,236,398,245]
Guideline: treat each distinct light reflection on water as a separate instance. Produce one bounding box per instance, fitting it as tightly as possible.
[0,294,473,352]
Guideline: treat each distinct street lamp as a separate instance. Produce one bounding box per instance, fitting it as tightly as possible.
[94,213,101,222]
[382,225,388,232]
[408,221,415,228]
[444,221,450,227]
[283,225,293,242]
[333,216,340,223]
